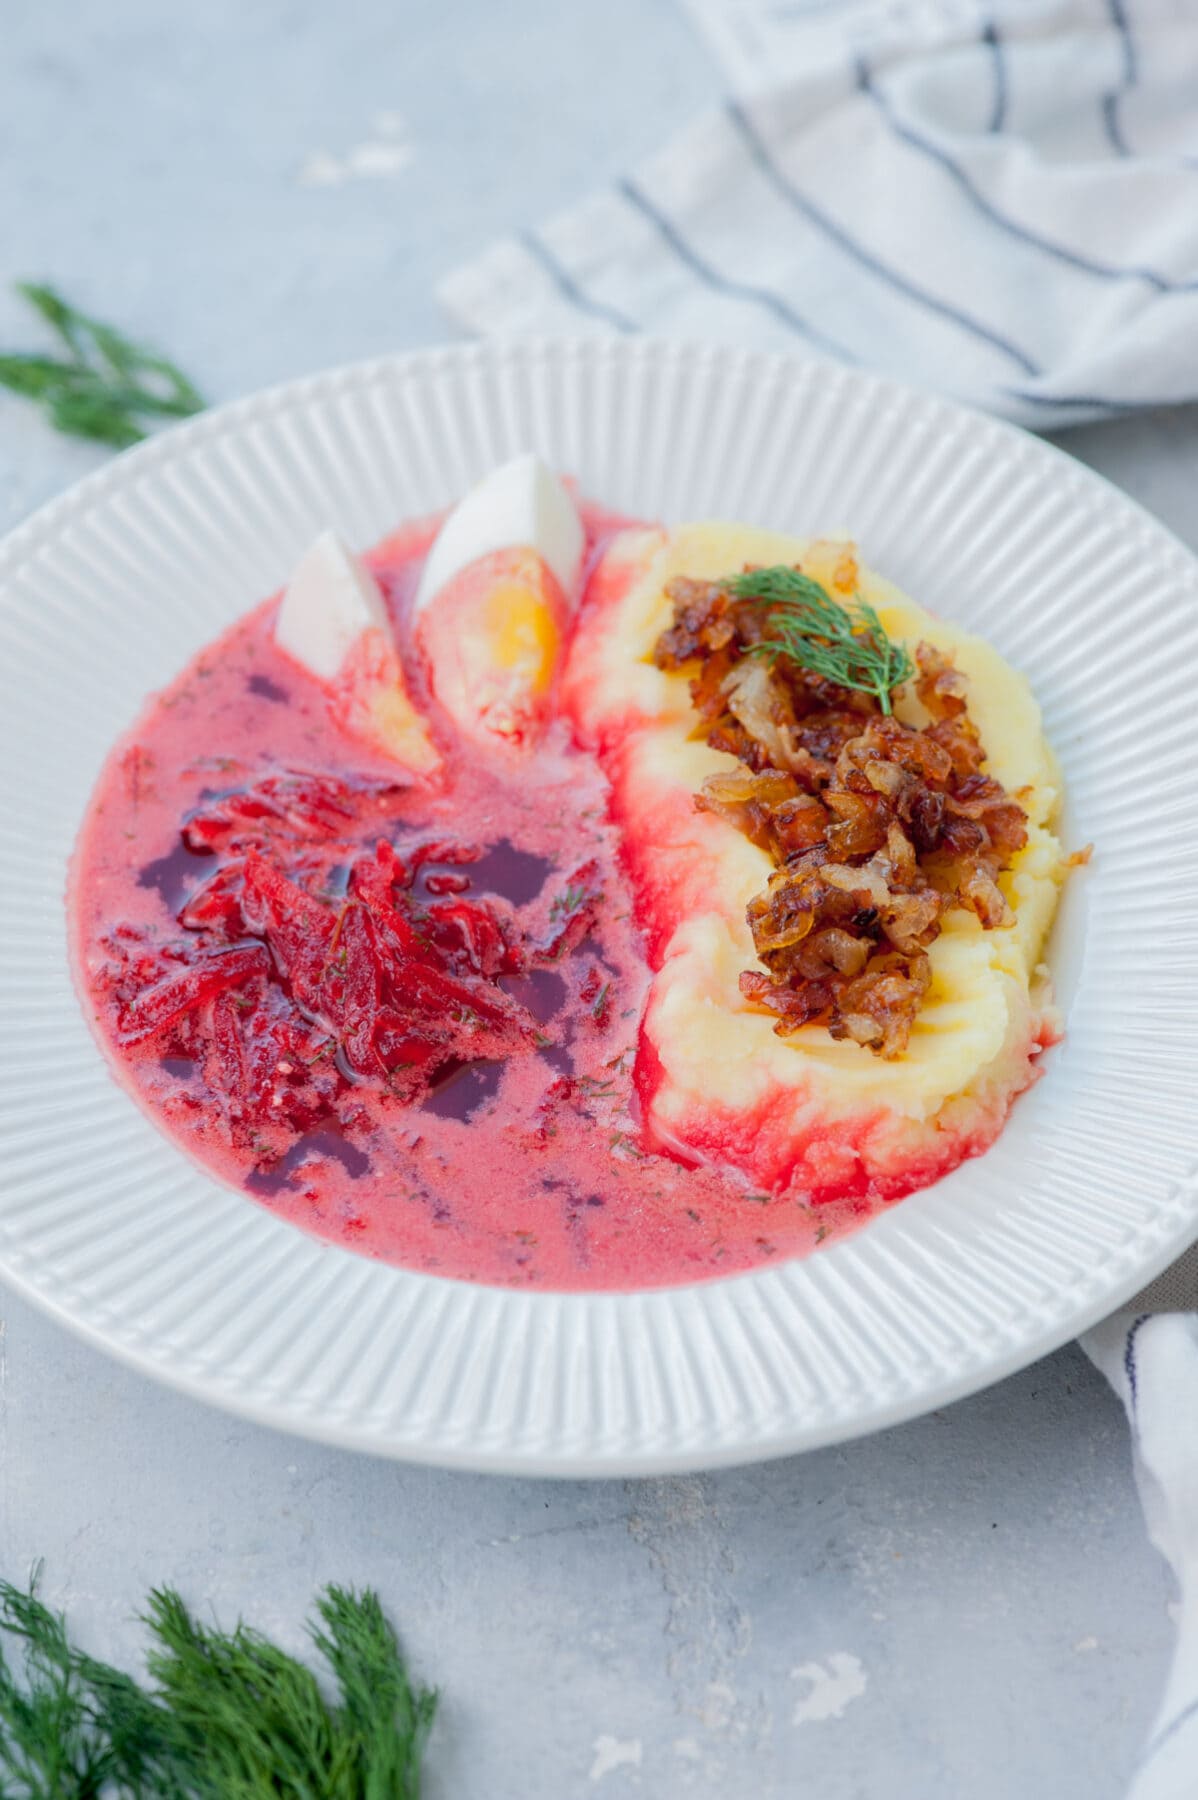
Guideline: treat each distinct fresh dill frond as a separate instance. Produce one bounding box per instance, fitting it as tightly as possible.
[728,565,914,714]
[0,1569,435,1798]
[0,1570,115,1796]
[0,284,204,449]
[311,1585,438,1799]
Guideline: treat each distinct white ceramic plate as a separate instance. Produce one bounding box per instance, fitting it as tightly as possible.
[1,339,1195,1476]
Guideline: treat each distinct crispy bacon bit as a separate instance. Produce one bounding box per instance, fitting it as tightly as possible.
[654,575,1031,1058]
[653,578,738,667]
[830,952,933,1059]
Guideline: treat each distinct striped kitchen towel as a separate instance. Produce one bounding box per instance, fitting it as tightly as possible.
[1084,1250,1198,1800]
[439,0,1198,427]
[1087,1295,1198,1800]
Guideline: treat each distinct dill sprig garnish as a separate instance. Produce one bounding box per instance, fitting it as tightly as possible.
[0,284,204,448]
[728,565,914,715]
[0,1568,435,1797]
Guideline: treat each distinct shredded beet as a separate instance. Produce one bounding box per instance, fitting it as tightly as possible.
[183,768,406,852]
[655,576,1029,1058]
[93,767,550,1154]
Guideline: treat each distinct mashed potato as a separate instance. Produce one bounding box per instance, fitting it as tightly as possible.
[563,522,1068,1203]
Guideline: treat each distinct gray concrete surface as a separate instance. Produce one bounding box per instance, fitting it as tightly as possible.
[3,2,1195,1794]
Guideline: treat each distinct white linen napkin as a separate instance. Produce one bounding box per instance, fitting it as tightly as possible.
[439,0,1198,428]
[1086,1288,1198,1800]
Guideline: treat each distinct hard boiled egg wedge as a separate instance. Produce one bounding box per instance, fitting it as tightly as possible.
[413,455,585,749]
[275,530,439,775]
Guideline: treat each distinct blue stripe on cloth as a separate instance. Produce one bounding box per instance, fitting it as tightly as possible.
[1123,1312,1153,1411]
[1008,389,1168,415]
[858,54,1198,293]
[516,229,636,333]
[1102,0,1137,155]
[616,176,857,362]
[983,22,1008,134]
[726,99,1041,376]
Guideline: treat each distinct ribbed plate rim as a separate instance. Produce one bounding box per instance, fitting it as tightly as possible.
[0,335,1194,1476]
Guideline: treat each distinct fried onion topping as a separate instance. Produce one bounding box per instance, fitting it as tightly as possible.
[655,573,1029,1058]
